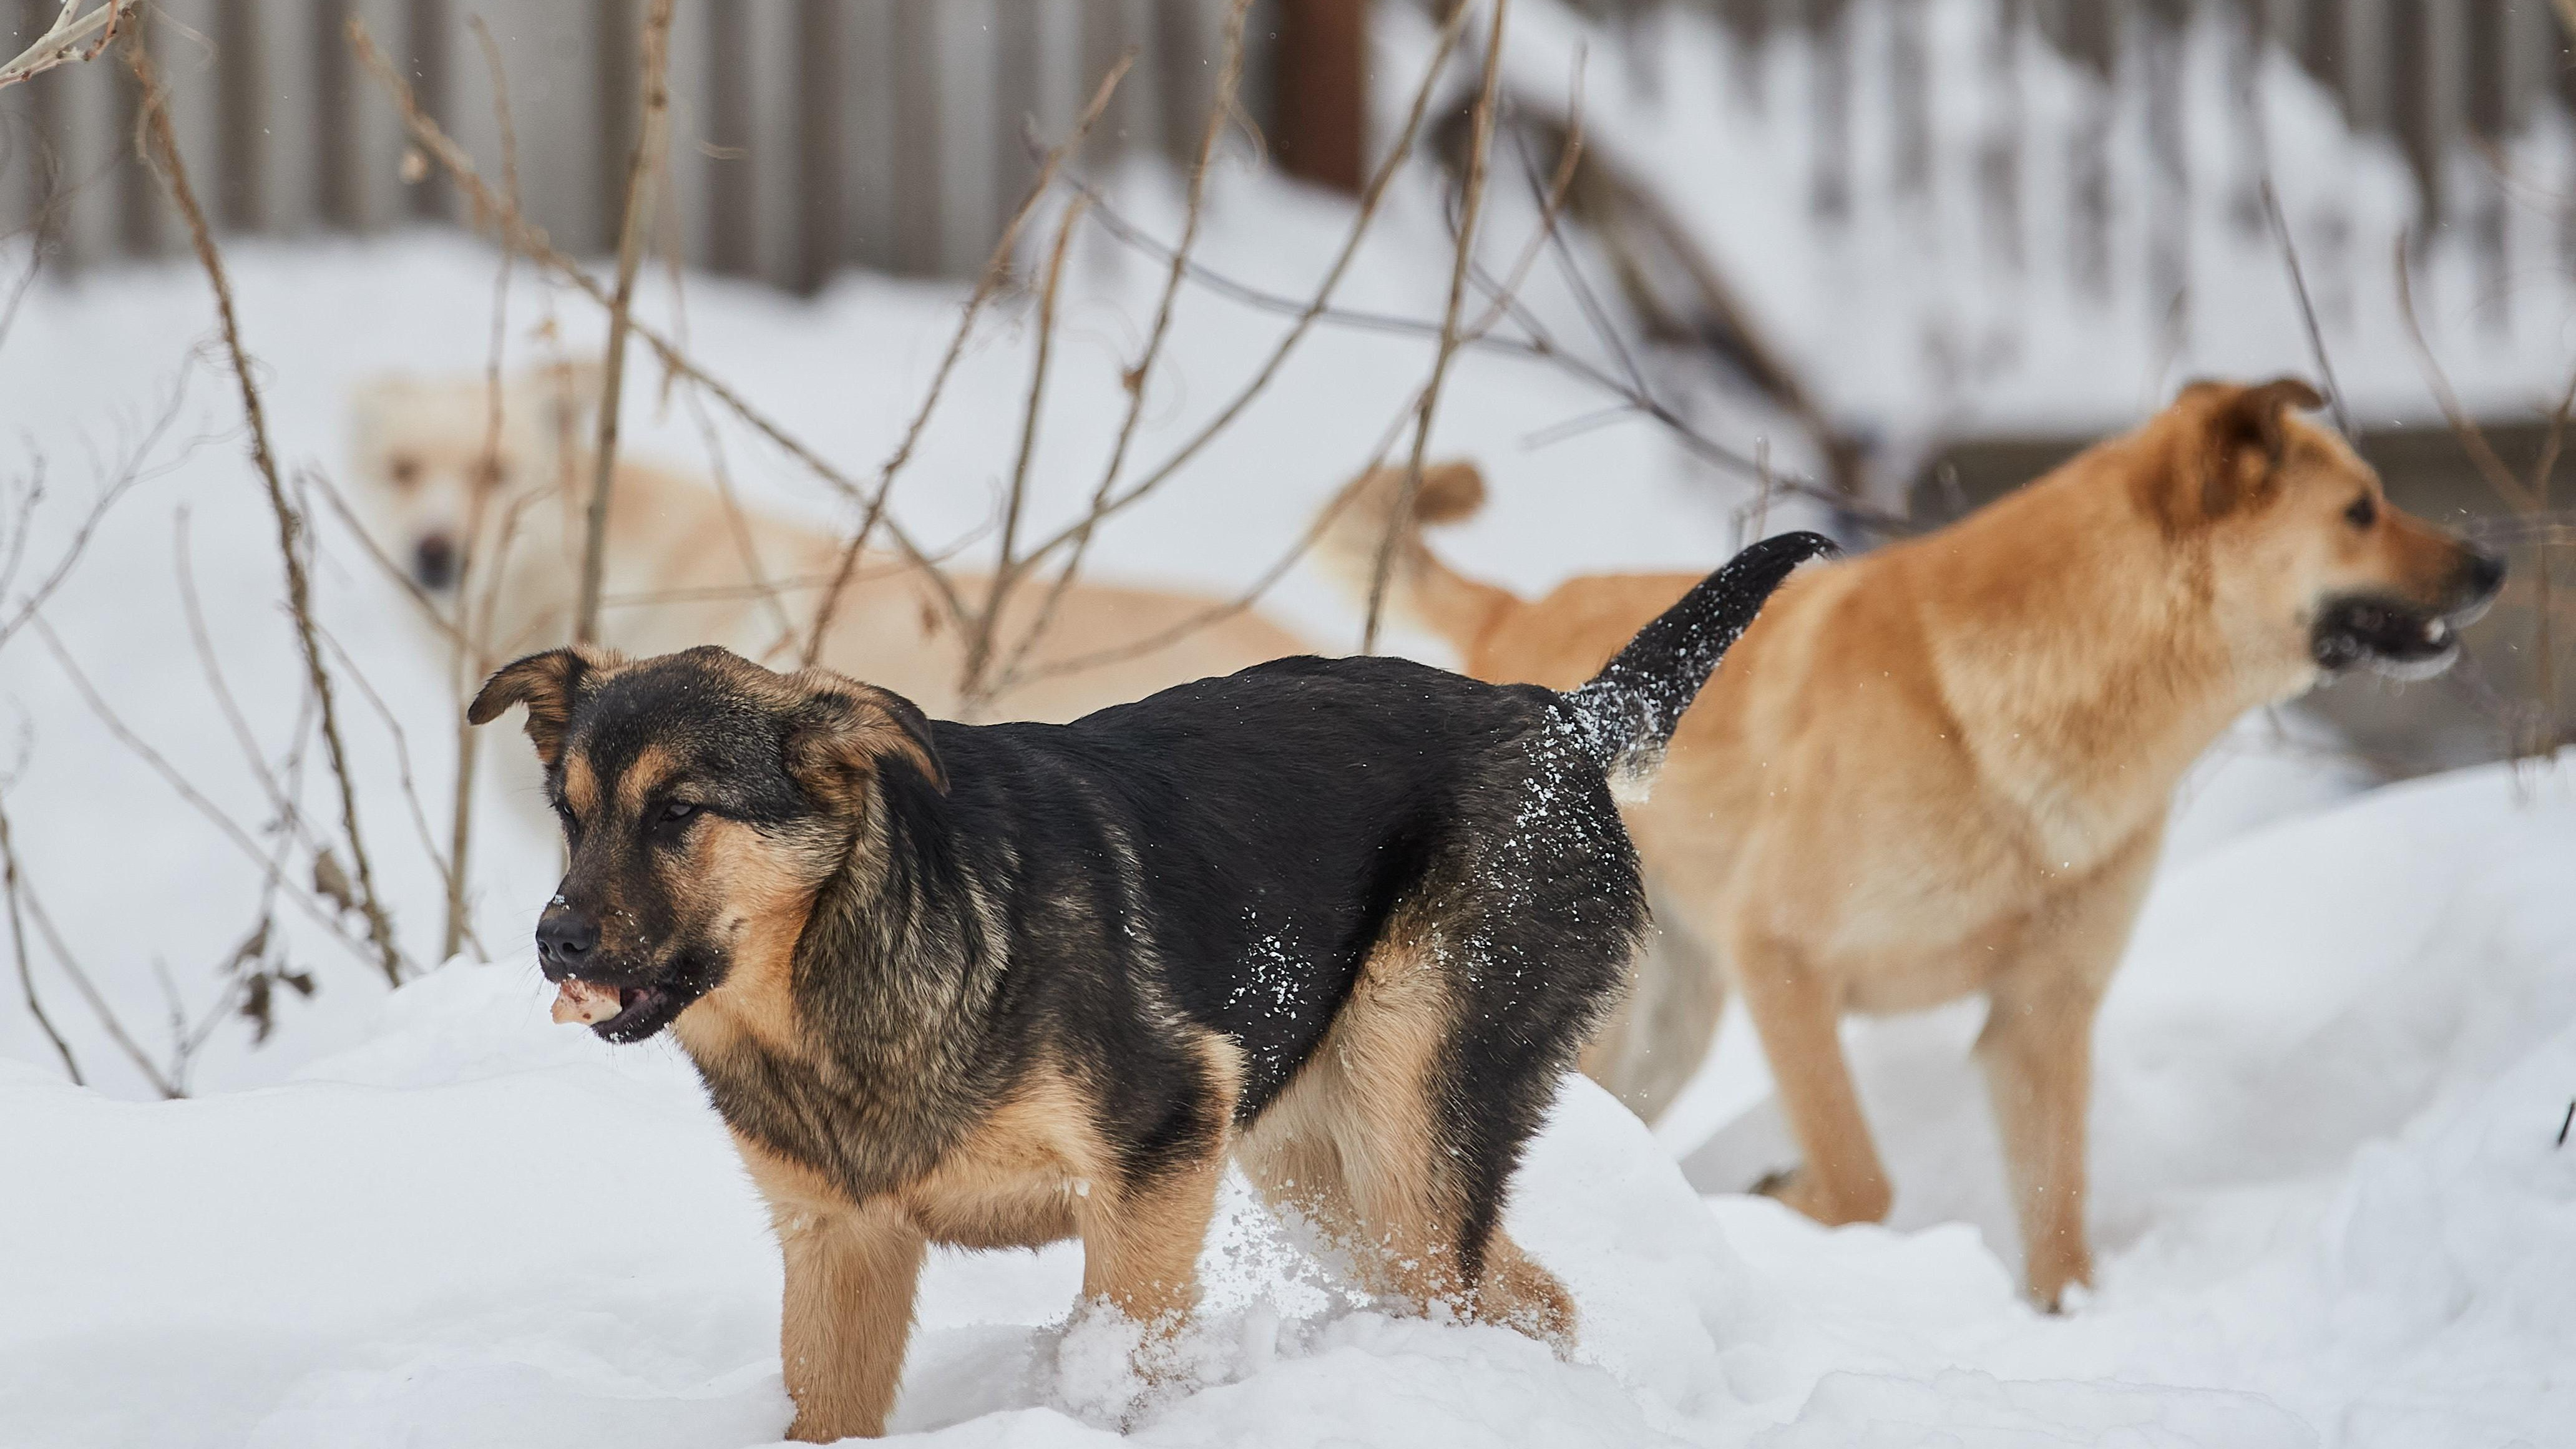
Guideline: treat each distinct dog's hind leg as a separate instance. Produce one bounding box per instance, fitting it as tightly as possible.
[1727,928,1895,1227]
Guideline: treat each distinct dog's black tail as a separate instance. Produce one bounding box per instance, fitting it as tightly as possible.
[1561,530,1838,782]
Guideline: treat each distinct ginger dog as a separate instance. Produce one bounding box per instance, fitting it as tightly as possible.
[347,364,1310,723]
[1317,380,2505,1307]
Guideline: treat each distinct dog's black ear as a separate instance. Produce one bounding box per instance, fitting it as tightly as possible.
[785,674,947,810]
[468,646,620,766]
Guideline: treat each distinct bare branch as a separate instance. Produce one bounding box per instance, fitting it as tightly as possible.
[0,779,80,1085]
[572,0,676,646]
[130,37,403,987]
[2393,233,2539,515]
[2258,178,2356,441]
[990,0,1255,701]
[346,19,967,631]
[444,13,524,963]
[0,792,175,1096]
[0,363,195,656]
[1365,0,1510,654]
[28,616,407,978]
[1010,4,1478,576]
[801,52,1139,670]
[960,195,1088,714]
[0,0,135,92]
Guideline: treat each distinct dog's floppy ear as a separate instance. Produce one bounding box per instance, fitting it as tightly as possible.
[785,675,948,810]
[2166,376,2326,527]
[467,646,620,766]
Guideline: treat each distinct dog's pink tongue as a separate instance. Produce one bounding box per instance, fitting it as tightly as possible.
[550,979,622,1026]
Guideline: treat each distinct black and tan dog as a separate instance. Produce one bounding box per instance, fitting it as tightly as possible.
[469,531,1830,1441]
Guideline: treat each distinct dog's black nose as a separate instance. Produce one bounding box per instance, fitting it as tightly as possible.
[413,534,459,590]
[2462,547,2507,604]
[535,908,598,977]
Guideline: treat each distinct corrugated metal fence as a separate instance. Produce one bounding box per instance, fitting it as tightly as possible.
[3,1,2567,288]
[0,0,1274,287]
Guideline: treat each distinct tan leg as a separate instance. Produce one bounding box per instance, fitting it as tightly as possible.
[776,1199,927,1443]
[1473,1228,1576,1349]
[1977,969,2104,1310]
[1727,930,1892,1226]
[1236,1103,1362,1249]
[1080,1151,1227,1325]
[1976,829,2159,1310]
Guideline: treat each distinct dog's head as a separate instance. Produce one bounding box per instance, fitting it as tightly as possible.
[2144,378,2504,695]
[468,644,946,1043]
[345,362,600,594]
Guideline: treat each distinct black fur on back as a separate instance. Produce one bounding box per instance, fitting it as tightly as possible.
[688,652,1646,1219]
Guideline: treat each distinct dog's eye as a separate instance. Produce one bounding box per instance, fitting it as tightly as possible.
[656,801,696,826]
[2344,494,2378,530]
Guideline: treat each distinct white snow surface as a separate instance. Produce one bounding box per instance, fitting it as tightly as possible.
[4,766,2572,1447]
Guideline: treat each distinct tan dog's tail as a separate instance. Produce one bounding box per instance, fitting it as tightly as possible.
[1314,459,1519,656]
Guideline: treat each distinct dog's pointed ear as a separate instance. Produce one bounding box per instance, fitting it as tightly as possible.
[2165,376,2326,527]
[784,675,947,810]
[468,646,620,766]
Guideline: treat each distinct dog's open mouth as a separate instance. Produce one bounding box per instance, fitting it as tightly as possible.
[2311,595,2464,679]
[550,978,680,1043]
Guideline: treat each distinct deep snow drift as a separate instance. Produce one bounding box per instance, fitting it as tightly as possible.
[5,767,2571,1447]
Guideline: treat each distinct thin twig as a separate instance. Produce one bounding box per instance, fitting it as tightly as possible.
[0,0,135,91]
[0,785,80,1085]
[174,509,303,839]
[346,19,965,628]
[29,617,406,977]
[1011,3,1480,577]
[2258,178,2355,441]
[446,14,520,962]
[0,363,195,656]
[131,38,402,987]
[2393,232,2539,514]
[960,195,1088,715]
[572,0,676,646]
[313,622,482,961]
[990,0,1256,701]
[800,53,1139,669]
[0,793,176,1096]
[1060,165,1910,535]
[1016,383,1431,687]
[1365,0,1509,654]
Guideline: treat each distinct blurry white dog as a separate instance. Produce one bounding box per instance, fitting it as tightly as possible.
[344,364,1312,721]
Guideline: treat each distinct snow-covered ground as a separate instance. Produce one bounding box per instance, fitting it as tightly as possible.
[6,766,2571,1447]
[7,11,2576,1437]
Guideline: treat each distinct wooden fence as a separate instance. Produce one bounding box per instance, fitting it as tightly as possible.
[2,1,2567,288]
[0,0,1279,287]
